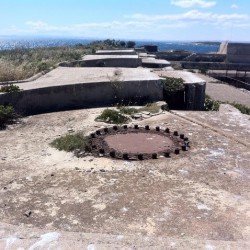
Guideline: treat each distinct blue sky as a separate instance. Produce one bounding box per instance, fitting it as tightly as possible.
[0,0,250,41]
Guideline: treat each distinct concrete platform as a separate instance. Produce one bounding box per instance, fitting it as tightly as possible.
[157,70,206,85]
[95,49,136,55]
[0,67,163,115]
[0,105,249,249]
[14,67,161,91]
[83,54,141,67]
[138,53,156,58]
[142,58,171,68]
[84,54,139,61]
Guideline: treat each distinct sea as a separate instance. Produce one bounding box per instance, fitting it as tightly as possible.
[0,37,220,53]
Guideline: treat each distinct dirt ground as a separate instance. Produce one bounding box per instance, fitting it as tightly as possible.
[0,105,250,249]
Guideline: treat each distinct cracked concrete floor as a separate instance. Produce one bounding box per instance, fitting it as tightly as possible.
[0,105,249,249]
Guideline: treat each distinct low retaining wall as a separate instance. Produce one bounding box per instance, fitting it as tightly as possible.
[83,58,142,68]
[183,54,226,62]
[59,58,142,68]
[181,62,250,71]
[155,52,192,61]
[0,80,162,115]
[208,75,250,91]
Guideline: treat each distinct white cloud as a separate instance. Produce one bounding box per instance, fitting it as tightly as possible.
[24,9,249,37]
[25,20,153,35]
[231,4,239,9]
[128,10,248,25]
[171,0,216,8]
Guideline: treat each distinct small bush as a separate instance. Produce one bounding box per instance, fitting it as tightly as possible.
[50,132,90,152]
[126,41,136,48]
[187,69,196,73]
[0,84,21,93]
[204,95,250,114]
[198,65,208,75]
[171,62,183,70]
[228,102,250,115]
[205,95,220,111]
[0,105,16,128]
[139,103,161,114]
[37,62,52,72]
[118,106,138,115]
[95,109,130,124]
[162,77,184,92]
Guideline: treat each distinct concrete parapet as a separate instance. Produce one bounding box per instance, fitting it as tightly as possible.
[182,62,250,71]
[0,80,162,115]
[83,55,142,68]
[0,68,206,114]
[158,71,206,110]
[0,67,162,115]
[142,58,171,68]
[95,49,137,55]
[155,51,192,61]
[183,53,226,62]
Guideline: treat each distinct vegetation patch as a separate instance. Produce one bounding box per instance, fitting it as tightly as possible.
[139,102,161,114]
[0,105,17,128]
[228,102,250,115]
[205,95,220,111]
[95,109,130,124]
[50,132,90,152]
[118,106,139,115]
[162,77,184,92]
[0,84,21,93]
[118,102,162,115]
[205,95,250,115]
[0,39,128,82]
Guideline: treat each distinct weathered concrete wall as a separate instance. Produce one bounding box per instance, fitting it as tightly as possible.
[95,49,137,55]
[0,80,162,115]
[183,53,226,62]
[155,52,192,61]
[156,52,225,62]
[185,82,206,110]
[83,58,142,68]
[227,43,250,63]
[182,62,250,71]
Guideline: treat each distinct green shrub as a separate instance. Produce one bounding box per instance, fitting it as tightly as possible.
[95,109,130,124]
[228,102,250,115]
[50,132,90,152]
[37,62,52,72]
[0,84,21,92]
[118,106,138,115]
[0,105,16,128]
[204,95,250,114]
[126,41,136,48]
[139,102,161,114]
[205,95,220,111]
[162,77,184,92]
[198,65,208,75]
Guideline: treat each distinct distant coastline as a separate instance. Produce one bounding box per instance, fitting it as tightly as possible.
[191,41,221,46]
[0,37,220,53]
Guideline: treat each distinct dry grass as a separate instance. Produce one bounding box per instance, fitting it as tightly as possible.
[0,40,122,82]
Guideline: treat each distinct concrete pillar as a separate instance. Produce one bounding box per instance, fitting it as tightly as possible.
[194,82,206,110]
[185,84,196,110]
